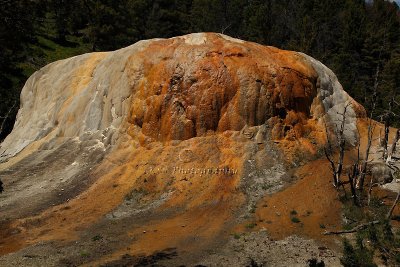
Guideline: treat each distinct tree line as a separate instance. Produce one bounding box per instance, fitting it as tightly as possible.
[0,0,400,140]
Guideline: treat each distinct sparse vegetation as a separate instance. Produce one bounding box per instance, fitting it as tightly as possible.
[261,183,273,190]
[249,258,262,267]
[336,196,400,265]
[232,233,241,239]
[291,217,301,224]
[249,204,256,214]
[307,258,325,267]
[80,251,90,258]
[125,188,146,202]
[289,209,301,224]
[394,171,400,181]
[322,62,400,265]
[340,237,376,267]
[92,235,103,241]
[245,223,256,229]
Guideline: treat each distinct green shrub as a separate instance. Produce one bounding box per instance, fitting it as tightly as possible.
[341,239,358,267]
[246,223,256,229]
[341,237,376,267]
[80,251,90,258]
[395,253,400,263]
[382,220,394,243]
[92,235,103,241]
[249,204,256,213]
[232,233,241,239]
[291,217,301,223]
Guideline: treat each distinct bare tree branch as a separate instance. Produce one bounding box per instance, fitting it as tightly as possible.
[387,129,400,163]
[0,101,16,137]
[348,166,359,206]
[382,96,394,160]
[323,220,380,235]
[358,65,379,190]
[367,179,379,206]
[387,190,400,220]
[324,104,350,189]
[324,120,337,187]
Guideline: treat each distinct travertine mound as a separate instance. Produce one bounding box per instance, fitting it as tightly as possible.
[0,33,364,266]
[0,33,362,159]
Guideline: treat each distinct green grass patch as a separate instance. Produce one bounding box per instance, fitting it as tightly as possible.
[232,233,241,239]
[245,223,256,229]
[80,251,90,258]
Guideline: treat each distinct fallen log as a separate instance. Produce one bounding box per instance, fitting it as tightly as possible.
[323,220,380,235]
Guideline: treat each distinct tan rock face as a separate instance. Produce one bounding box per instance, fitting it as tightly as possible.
[0,33,364,264]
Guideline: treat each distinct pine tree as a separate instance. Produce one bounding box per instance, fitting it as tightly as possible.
[0,0,37,139]
[241,0,271,44]
[145,0,190,39]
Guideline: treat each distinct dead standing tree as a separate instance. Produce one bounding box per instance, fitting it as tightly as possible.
[357,66,379,191]
[384,97,400,163]
[324,103,351,190]
[0,101,16,138]
[387,190,400,220]
[387,128,400,163]
[381,98,391,160]
[348,129,362,206]
[380,95,399,161]
[0,101,16,194]
[362,83,400,206]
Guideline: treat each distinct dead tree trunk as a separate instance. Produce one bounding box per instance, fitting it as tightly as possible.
[325,147,337,187]
[367,177,379,206]
[0,101,16,194]
[335,104,350,187]
[348,127,362,205]
[382,97,394,160]
[324,104,350,188]
[358,66,379,190]
[348,164,359,206]
[0,101,16,137]
[387,129,400,163]
[323,220,380,235]
[383,118,390,160]
[387,190,400,220]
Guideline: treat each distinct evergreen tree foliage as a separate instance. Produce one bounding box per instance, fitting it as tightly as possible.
[0,0,37,140]
[341,237,377,267]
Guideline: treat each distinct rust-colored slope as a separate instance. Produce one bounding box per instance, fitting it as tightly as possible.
[0,33,368,265]
[0,134,246,257]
